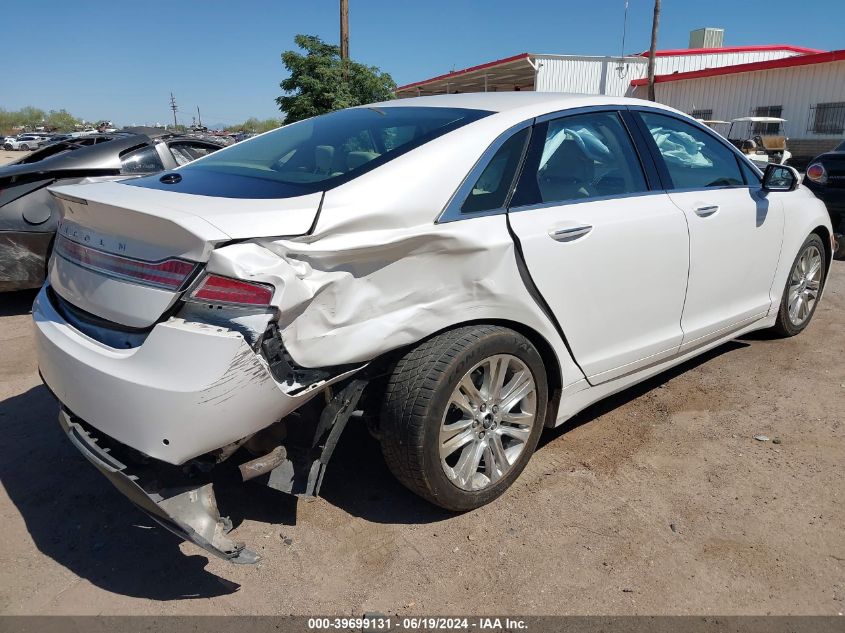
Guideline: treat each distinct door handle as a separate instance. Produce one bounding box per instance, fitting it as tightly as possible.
[694,205,719,217]
[549,224,593,242]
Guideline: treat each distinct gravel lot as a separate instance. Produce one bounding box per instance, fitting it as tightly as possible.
[0,145,842,615]
[0,149,27,164]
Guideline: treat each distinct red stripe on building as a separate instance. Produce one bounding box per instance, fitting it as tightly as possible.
[637,44,823,57]
[630,49,845,86]
[395,53,532,92]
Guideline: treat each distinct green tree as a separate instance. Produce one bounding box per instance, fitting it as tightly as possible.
[230,117,282,133]
[0,109,16,134]
[45,109,81,132]
[276,34,396,124]
[16,106,47,130]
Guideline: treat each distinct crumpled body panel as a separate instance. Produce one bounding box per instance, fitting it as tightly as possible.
[205,214,583,389]
[0,230,52,291]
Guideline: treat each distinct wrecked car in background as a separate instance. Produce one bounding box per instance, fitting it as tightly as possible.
[0,129,223,291]
[804,138,845,258]
[33,93,832,563]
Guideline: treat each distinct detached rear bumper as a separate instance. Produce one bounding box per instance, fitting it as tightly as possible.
[33,285,321,465]
[58,409,259,563]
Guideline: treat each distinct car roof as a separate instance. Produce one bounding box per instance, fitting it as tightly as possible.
[367,91,683,120]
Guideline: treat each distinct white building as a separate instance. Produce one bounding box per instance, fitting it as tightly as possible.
[395,42,845,163]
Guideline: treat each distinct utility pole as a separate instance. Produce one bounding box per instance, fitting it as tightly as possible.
[340,0,349,60]
[169,92,178,128]
[646,0,661,102]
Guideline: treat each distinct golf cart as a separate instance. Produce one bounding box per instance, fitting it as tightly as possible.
[726,117,791,169]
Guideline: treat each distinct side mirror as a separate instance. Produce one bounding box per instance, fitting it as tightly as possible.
[762,164,800,192]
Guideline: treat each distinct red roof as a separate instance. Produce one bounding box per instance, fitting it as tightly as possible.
[630,48,844,86]
[395,53,531,92]
[637,44,823,57]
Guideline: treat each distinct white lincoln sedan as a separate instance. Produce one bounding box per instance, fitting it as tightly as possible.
[33,93,832,563]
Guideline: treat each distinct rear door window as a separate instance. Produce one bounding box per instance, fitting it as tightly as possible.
[638,111,744,189]
[512,110,648,207]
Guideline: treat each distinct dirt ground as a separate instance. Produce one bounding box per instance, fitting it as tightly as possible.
[0,149,27,164]
[0,146,842,614]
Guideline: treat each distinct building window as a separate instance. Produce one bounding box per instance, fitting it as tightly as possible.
[809,102,845,135]
[690,109,713,121]
[752,106,783,134]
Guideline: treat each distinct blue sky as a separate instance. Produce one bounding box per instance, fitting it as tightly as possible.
[4,0,842,127]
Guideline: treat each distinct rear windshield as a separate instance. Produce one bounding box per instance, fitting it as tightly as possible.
[178,106,491,193]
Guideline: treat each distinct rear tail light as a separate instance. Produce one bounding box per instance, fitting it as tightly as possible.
[189,274,274,306]
[806,162,827,184]
[54,235,196,290]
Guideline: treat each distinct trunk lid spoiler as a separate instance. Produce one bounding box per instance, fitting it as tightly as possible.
[50,180,323,242]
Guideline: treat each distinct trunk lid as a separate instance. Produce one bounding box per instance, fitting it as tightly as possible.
[48,180,322,328]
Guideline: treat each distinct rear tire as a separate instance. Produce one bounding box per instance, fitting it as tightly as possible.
[20,144,30,151]
[380,325,548,511]
[770,233,826,337]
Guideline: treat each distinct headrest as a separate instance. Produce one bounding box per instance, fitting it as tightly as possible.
[346,151,380,170]
[315,145,334,173]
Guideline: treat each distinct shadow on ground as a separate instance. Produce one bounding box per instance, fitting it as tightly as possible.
[0,385,240,600]
[0,339,748,600]
[0,289,38,317]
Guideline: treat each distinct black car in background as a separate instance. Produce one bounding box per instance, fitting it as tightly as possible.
[804,139,845,258]
[0,129,224,291]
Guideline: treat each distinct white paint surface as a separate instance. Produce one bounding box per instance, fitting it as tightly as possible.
[33,94,833,465]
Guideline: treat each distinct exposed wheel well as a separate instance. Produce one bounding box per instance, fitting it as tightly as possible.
[811,225,833,273]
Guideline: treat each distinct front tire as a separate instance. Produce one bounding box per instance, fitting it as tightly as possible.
[380,325,548,511]
[771,233,826,337]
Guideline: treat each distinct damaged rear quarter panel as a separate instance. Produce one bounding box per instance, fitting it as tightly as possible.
[205,216,582,389]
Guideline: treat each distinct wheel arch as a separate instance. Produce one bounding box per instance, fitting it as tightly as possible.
[366,317,563,428]
[811,224,833,273]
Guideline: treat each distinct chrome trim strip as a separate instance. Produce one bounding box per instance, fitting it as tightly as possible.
[549,225,593,242]
[534,104,626,124]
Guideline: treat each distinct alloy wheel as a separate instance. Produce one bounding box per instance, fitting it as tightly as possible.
[787,244,823,326]
[439,354,537,491]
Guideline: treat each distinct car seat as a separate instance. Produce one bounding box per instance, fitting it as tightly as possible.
[538,139,595,202]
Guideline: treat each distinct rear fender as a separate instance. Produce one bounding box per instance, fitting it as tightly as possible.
[203,215,584,392]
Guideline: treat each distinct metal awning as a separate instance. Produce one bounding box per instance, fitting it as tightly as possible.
[395,53,536,98]
[730,117,788,123]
